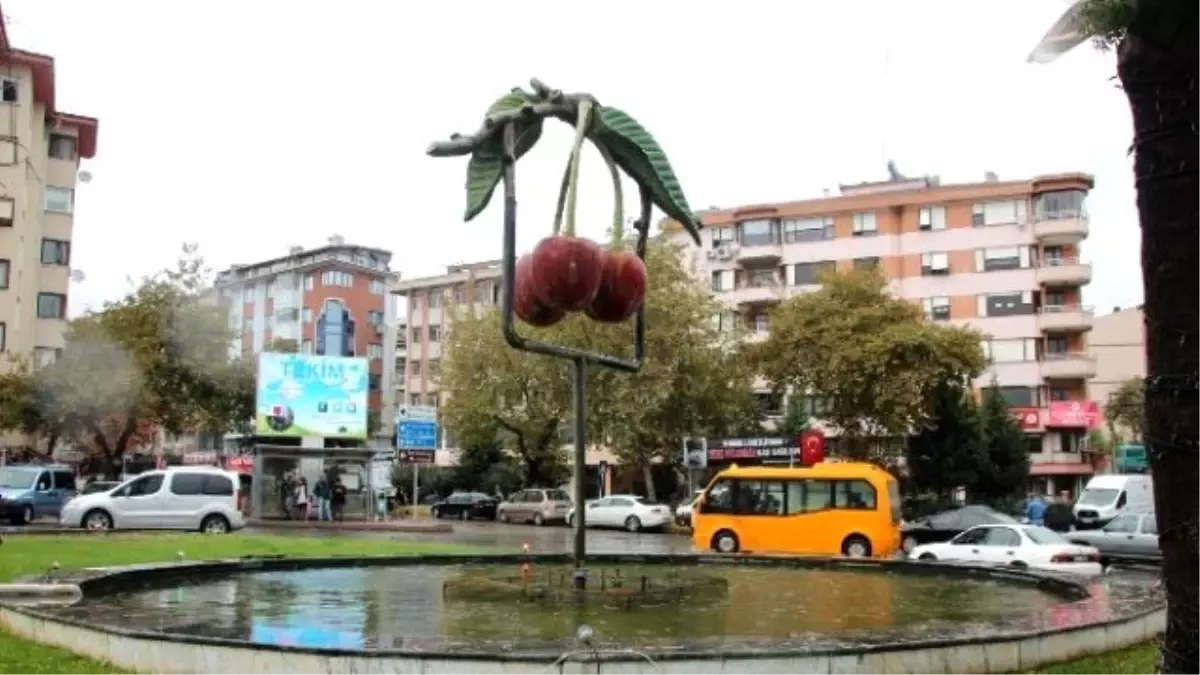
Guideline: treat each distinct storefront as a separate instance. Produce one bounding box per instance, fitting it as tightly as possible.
[1026,401,1103,498]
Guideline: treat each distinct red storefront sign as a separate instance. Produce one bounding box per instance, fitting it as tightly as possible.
[225,456,254,474]
[1047,401,1101,429]
[1010,407,1043,431]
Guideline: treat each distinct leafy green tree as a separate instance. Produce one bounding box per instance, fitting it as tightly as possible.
[0,245,253,478]
[451,434,524,498]
[972,387,1030,501]
[439,240,758,491]
[749,268,987,461]
[774,401,812,439]
[1104,377,1145,441]
[906,383,987,501]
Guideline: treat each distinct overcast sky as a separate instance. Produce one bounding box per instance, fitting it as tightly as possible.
[5,0,1140,317]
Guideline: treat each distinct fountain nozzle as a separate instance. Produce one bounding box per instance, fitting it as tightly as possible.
[575,623,595,645]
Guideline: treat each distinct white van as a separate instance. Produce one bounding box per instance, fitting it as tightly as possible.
[59,467,245,533]
[1073,474,1155,529]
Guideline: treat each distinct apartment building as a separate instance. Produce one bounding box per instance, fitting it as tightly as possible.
[0,15,99,366]
[1088,305,1145,435]
[667,170,1100,494]
[212,237,399,435]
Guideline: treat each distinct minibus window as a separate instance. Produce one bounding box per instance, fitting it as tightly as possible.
[701,479,735,513]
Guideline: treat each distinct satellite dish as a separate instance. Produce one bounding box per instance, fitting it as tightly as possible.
[69,269,86,283]
[77,170,93,184]
[1027,0,1091,64]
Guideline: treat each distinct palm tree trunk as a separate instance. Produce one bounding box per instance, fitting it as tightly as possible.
[1117,3,1198,671]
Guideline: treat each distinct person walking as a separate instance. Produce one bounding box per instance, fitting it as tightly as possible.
[1025,492,1047,526]
[1043,491,1075,533]
[314,476,331,522]
[331,477,347,522]
[293,477,311,521]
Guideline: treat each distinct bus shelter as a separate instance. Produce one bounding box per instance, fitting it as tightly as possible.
[250,444,384,519]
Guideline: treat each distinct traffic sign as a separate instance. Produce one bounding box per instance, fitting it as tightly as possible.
[396,405,437,422]
[397,420,437,449]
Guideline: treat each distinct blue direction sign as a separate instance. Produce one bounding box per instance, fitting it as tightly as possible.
[396,405,438,463]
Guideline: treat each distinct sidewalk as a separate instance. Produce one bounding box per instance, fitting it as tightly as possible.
[247,518,453,534]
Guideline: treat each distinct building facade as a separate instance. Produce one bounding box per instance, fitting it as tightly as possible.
[212,238,398,436]
[1088,305,1145,435]
[0,17,99,366]
[667,171,1100,494]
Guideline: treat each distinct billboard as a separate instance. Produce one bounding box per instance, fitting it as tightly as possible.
[255,353,369,439]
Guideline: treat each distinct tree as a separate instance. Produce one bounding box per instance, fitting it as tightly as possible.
[972,386,1031,502]
[0,245,254,478]
[749,268,987,461]
[1071,5,1198,670]
[438,240,758,491]
[1104,377,1145,441]
[905,382,987,501]
[774,401,812,439]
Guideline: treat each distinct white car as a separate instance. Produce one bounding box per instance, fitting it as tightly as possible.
[60,467,246,534]
[908,523,1103,576]
[674,490,705,526]
[566,494,671,532]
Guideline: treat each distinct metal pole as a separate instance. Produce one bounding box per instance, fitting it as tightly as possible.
[572,356,587,587]
[412,463,420,519]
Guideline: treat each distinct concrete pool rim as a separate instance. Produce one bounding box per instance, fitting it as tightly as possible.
[0,553,1166,673]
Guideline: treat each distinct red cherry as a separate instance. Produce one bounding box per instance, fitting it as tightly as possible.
[529,235,604,312]
[584,249,647,324]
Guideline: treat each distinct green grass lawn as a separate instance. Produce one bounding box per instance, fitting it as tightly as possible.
[0,533,488,673]
[1032,640,1159,674]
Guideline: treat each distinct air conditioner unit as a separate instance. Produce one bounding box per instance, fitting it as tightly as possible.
[705,250,718,261]
[717,246,734,261]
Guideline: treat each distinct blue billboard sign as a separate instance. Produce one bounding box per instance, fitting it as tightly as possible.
[396,404,438,463]
[255,353,369,439]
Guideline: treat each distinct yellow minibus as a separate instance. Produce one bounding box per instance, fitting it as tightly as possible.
[691,462,901,558]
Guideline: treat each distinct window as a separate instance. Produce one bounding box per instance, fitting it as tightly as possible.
[983,527,1022,547]
[36,293,66,319]
[853,257,879,270]
[1141,516,1158,535]
[45,186,74,214]
[752,312,769,333]
[918,206,947,231]
[0,322,5,352]
[1,78,16,102]
[711,311,736,333]
[0,259,9,289]
[369,374,381,390]
[474,281,495,304]
[1104,514,1139,534]
[170,473,206,495]
[367,310,384,325]
[739,219,775,246]
[33,347,61,367]
[852,212,878,236]
[1034,190,1087,221]
[1046,336,1068,355]
[834,480,877,509]
[710,226,735,248]
[952,527,989,546]
[711,270,734,292]
[123,474,164,498]
[975,246,1030,272]
[453,284,466,303]
[922,296,951,321]
[425,391,438,406]
[428,359,441,377]
[972,199,1027,226]
[41,239,70,266]
[1049,388,1071,402]
[745,268,777,288]
[303,275,314,291]
[0,197,13,226]
[409,360,422,376]
[53,470,76,491]
[701,479,735,513]
[782,216,834,243]
[302,307,313,323]
[731,480,784,515]
[370,279,387,295]
[0,137,15,165]
[785,479,834,514]
[427,289,442,308]
[982,338,1037,363]
[429,325,442,341]
[409,393,421,405]
[368,343,383,359]
[920,252,950,275]
[978,291,1035,317]
[300,339,312,353]
[48,134,77,161]
[755,393,783,416]
[321,270,354,288]
[982,386,1041,407]
[793,261,833,285]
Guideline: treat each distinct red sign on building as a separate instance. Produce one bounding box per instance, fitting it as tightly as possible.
[1010,407,1043,431]
[1047,401,1102,429]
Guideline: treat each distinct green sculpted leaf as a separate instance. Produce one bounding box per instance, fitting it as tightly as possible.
[464,92,544,222]
[593,105,702,244]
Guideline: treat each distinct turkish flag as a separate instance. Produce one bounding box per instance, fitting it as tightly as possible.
[799,430,827,466]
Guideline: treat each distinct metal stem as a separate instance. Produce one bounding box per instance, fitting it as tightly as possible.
[572,356,587,580]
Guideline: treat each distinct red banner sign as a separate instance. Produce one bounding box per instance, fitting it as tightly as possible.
[1010,407,1043,431]
[225,456,254,474]
[1047,401,1101,429]
[799,430,827,466]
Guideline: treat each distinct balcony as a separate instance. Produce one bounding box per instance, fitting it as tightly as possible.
[1041,352,1098,379]
[1036,258,1092,287]
[735,238,783,265]
[425,341,442,359]
[1037,305,1094,332]
[730,281,783,307]
[1033,212,1089,244]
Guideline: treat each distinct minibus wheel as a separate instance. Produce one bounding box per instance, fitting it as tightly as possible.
[841,534,872,558]
[712,530,740,554]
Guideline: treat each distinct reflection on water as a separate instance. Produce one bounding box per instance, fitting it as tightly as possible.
[53,565,1109,651]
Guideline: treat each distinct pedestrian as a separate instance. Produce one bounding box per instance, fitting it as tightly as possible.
[1043,490,1074,533]
[293,477,311,521]
[1025,492,1047,526]
[331,477,347,522]
[281,474,295,520]
[314,476,332,522]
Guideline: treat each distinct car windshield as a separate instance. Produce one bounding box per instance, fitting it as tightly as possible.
[1023,526,1068,545]
[0,468,36,490]
[545,490,570,501]
[1077,488,1120,506]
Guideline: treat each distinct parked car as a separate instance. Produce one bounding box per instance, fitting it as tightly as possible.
[901,505,1019,554]
[497,488,571,526]
[0,465,78,525]
[908,523,1103,576]
[430,492,499,521]
[59,467,245,533]
[1067,510,1160,565]
[567,494,672,532]
[81,481,120,496]
[674,490,705,526]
